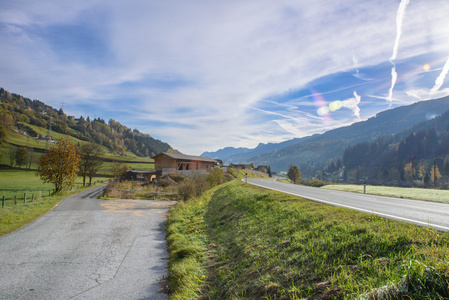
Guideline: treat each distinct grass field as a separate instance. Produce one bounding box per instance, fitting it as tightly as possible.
[167,180,449,299]
[0,168,109,236]
[323,184,449,204]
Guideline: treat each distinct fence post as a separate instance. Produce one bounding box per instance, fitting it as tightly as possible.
[2,196,4,208]
[32,194,35,202]
[24,193,27,203]
[49,190,51,196]
[39,190,41,200]
[14,195,17,205]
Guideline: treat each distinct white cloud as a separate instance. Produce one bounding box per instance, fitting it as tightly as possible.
[1,0,449,154]
[342,91,361,119]
[431,57,449,93]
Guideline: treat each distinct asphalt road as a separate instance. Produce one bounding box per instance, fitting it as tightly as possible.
[0,185,176,299]
[247,178,449,232]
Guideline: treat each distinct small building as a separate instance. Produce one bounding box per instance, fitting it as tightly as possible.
[152,152,218,176]
[121,170,160,182]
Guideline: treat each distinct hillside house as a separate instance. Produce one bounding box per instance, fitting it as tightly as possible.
[152,152,218,176]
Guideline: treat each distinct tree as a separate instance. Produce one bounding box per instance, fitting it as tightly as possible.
[0,126,7,143]
[9,145,16,167]
[27,148,35,169]
[78,142,104,186]
[267,166,272,177]
[207,168,227,187]
[430,165,442,186]
[443,155,449,176]
[15,147,28,168]
[112,161,129,180]
[403,163,415,184]
[0,112,14,128]
[287,165,301,184]
[37,139,81,193]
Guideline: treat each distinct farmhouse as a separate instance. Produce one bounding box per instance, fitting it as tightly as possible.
[152,152,218,176]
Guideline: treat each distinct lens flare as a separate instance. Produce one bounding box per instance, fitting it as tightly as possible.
[317,106,329,116]
[423,64,431,71]
[329,100,342,111]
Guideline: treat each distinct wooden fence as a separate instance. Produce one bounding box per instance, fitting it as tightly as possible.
[1,190,53,208]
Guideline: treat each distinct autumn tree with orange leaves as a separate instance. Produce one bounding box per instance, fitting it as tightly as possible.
[37,139,81,193]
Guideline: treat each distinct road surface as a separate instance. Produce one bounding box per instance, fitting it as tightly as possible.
[0,185,176,299]
[247,178,449,232]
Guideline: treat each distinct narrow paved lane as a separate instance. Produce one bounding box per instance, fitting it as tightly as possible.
[247,178,449,232]
[0,186,176,299]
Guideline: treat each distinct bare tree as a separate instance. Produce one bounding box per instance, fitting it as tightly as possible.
[78,143,104,186]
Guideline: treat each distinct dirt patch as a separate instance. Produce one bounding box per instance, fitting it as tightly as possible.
[100,200,176,217]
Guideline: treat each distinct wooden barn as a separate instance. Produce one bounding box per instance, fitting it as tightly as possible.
[151,152,218,176]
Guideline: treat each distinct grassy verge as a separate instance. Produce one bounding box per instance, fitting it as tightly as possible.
[323,184,449,204]
[167,180,449,299]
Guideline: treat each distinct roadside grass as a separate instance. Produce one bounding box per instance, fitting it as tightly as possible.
[227,168,269,179]
[167,180,449,299]
[166,188,216,299]
[0,168,108,237]
[323,184,449,204]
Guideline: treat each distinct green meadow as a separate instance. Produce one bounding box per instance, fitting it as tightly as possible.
[0,168,108,237]
[323,184,449,204]
[167,180,449,299]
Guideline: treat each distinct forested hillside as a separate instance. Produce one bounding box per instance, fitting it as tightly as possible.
[0,87,171,157]
[322,109,449,186]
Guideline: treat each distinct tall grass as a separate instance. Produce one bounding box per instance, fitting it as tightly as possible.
[167,180,449,299]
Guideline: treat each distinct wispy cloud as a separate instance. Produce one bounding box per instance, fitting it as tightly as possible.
[387,0,410,105]
[342,91,361,120]
[431,57,449,93]
[0,0,449,154]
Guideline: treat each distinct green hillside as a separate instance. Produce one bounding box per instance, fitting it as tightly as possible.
[0,87,172,158]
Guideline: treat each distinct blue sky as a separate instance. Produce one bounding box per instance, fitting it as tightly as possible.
[1,0,449,155]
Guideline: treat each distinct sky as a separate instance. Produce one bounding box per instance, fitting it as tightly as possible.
[1,0,449,155]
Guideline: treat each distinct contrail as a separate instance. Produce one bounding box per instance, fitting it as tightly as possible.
[387,0,410,104]
[431,57,449,93]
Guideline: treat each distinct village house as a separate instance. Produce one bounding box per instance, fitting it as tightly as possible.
[152,152,218,176]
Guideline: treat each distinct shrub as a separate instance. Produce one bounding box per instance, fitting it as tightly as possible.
[163,173,186,183]
[301,178,328,187]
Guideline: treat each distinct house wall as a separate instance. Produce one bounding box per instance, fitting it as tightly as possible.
[155,156,177,171]
[154,154,216,176]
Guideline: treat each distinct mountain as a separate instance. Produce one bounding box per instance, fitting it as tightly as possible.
[205,96,449,175]
[0,87,172,157]
[329,109,449,185]
[201,137,308,162]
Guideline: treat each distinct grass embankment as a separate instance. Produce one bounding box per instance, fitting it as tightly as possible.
[0,168,107,237]
[167,180,449,299]
[323,184,449,204]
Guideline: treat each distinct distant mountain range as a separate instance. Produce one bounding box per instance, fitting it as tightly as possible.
[202,96,449,173]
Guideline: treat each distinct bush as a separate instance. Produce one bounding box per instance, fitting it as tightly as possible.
[163,173,186,183]
[207,168,227,187]
[301,179,328,187]
[177,173,210,201]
